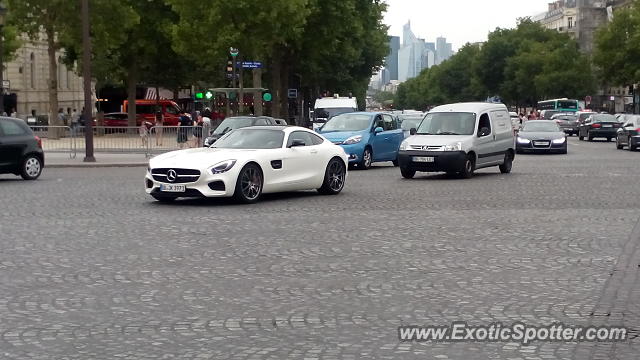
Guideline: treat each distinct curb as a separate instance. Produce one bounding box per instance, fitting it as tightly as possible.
[47,163,148,168]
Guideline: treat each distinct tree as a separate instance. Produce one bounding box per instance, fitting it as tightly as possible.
[594,2,640,87]
[7,0,76,134]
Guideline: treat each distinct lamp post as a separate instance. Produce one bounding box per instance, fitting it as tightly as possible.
[81,0,95,162]
[0,2,7,116]
[230,47,238,114]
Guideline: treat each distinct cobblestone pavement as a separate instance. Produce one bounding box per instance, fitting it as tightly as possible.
[1,137,639,359]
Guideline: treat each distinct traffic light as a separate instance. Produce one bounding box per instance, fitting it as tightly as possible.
[195,92,204,100]
[205,91,213,100]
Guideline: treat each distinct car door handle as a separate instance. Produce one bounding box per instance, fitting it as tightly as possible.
[310,149,318,154]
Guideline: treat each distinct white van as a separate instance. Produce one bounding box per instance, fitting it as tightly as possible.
[397,102,515,179]
[311,96,358,130]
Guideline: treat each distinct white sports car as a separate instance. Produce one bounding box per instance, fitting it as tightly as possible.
[145,126,348,203]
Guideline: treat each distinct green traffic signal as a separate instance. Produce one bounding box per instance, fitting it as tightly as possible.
[205,91,213,100]
[263,93,272,102]
[195,92,204,99]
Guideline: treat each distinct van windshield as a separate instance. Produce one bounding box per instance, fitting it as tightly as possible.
[314,108,355,120]
[416,112,476,135]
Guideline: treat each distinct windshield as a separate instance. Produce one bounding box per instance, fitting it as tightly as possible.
[400,118,423,130]
[593,114,617,123]
[579,113,593,121]
[213,117,255,135]
[416,112,476,135]
[213,129,284,149]
[314,107,355,120]
[321,113,372,132]
[522,121,561,132]
[552,115,577,121]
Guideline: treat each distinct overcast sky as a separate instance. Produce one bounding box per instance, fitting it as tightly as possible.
[384,0,552,50]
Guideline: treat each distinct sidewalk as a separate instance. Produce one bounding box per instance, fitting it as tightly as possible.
[46,152,149,168]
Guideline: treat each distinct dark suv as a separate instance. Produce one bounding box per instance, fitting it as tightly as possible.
[0,117,45,180]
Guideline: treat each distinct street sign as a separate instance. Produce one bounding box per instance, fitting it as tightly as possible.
[263,93,272,102]
[241,61,262,69]
[288,88,298,99]
[230,47,239,57]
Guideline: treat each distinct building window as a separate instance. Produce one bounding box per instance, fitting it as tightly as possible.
[58,56,63,89]
[30,53,36,89]
[568,17,573,29]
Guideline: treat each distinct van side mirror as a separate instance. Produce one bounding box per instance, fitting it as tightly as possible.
[410,128,417,135]
[478,127,490,137]
[374,127,384,134]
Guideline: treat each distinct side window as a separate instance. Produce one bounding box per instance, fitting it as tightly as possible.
[287,131,314,147]
[373,115,385,130]
[0,120,27,136]
[383,114,397,131]
[166,106,179,115]
[310,133,325,145]
[478,113,491,136]
[254,118,269,126]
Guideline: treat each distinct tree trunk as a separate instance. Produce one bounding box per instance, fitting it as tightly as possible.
[46,27,60,139]
[126,63,137,128]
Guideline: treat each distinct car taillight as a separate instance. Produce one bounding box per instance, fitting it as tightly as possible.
[35,136,42,148]
[591,123,601,128]
[636,127,640,133]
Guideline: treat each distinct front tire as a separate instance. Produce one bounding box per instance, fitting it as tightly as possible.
[400,167,415,179]
[20,155,42,180]
[459,155,475,179]
[234,163,263,204]
[318,158,346,195]
[629,137,637,151]
[359,147,372,170]
[499,152,513,174]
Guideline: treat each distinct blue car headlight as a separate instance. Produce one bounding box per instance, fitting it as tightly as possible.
[343,135,363,145]
[210,160,236,174]
[552,137,566,144]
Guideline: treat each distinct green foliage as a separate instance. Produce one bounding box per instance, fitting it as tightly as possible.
[396,19,594,109]
[0,24,21,63]
[594,1,640,86]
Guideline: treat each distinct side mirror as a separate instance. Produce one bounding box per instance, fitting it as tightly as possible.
[288,139,306,148]
[410,128,417,135]
[374,127,384,134]
[478,127,490,137]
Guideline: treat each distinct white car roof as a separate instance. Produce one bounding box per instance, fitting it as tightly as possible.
[315,98,357,108]
[429,102,508,114]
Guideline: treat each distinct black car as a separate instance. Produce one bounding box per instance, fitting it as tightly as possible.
[551,113,580,136]
[578,114,621,142]
[0,117,45,180]
[516,120,567,154]
[616,115,640,151]
[203,116,281,147]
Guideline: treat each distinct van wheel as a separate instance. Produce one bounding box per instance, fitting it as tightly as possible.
[499,152,513,174]
[400,167,415,179]
[459,155,475,179]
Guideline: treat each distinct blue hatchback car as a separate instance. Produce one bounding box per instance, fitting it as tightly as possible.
[318,112,404,169]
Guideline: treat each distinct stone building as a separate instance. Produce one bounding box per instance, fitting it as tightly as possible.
[2,35,86,120]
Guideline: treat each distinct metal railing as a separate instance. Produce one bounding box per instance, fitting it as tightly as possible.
[30,125,212,158]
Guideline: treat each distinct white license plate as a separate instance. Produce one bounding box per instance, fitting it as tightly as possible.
[413,156,435,163]
[603,124,613,128]
[534,141,549,146]
[160,184,186,192]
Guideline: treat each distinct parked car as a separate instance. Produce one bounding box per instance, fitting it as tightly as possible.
[397,102,515,179]
[146,126,348,203]
[516,120,567,154]
[398,114,424,138]
[615,114,640,151]
[578,113,621,141]
[203,116,281,147]
[551,113,580,136]
[102,112,146,127]
[0,117,45,180]
[318,112,404,169]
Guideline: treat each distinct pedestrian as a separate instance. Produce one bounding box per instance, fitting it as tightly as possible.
[57,108,66,126]
[192,111,204,147]
[9,108,17,118]
[154,110,164,146]
[519,112,525,125]
[177,113,192,149]
[139,120,152,147]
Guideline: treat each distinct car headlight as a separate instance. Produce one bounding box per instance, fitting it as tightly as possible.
[552,137,566,144]
[343,135,362,145]
[210,159,237,174]
[399,140,409,151]
[443,142,462,151]
[517,137,531,144]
